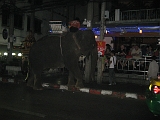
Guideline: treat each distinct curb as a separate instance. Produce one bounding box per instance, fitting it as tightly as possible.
[0,77,146,100]
[42,83,146,100]
[0,77,24,84]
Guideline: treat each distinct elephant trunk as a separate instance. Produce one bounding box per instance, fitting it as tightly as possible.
[90,46,98,81]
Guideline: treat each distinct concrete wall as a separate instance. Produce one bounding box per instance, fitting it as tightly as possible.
[0,0,101,55]
[0,0,52,47]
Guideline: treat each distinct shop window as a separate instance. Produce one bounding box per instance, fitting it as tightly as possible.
[27,16,42,34]
[2,9,23,29]
[28,0,43,5]
[14,14,23,29]
[34,18,42,34]
[2,9,9,26]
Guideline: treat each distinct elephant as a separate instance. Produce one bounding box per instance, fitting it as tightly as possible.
[26,30,98,90]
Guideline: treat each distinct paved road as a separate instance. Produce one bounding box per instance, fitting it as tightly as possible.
[0,82,157,120]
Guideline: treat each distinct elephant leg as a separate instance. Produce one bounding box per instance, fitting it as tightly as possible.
[91,46,98,81]
[33,73,43,90]
[67,71,75,86]
[74,63,84,88]
[26,68,34,88]
[26,76,34,87]
[68,63,84,88]
[75,80,84,88]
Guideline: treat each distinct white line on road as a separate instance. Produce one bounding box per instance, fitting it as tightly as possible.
[0,105,46,118]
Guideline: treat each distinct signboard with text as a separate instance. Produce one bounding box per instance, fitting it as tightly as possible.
[96,41,106,56]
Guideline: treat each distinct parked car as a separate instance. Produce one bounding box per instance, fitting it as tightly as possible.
[146,79,160,115]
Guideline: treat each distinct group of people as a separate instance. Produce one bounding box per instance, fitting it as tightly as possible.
[104,43,160,85]
[115,44,159,69]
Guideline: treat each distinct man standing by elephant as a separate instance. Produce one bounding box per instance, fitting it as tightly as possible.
[108,50,117,85]
[147,56,159,81]
[69,17,80,32]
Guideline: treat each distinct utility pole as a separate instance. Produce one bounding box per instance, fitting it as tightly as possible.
[97,2,106,84]
[30,0,35,33]
[7,0,15,62]
[84,2,93,83]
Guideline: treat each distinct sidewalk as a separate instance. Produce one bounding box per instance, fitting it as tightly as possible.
[83,82,147,100]
[0,73,148,100]
[42,81,147,100]
[41,73,148,100]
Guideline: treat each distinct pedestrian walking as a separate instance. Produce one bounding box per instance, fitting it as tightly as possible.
[108,50,117,85]
[147,56,159,81]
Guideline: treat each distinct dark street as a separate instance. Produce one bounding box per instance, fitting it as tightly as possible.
[0,82,157,120]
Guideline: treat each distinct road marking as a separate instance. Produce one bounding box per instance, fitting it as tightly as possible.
[60,85,68,90]
[79,88,90,93]
[125,93,138,99]
[0,105,46,118]
[101,90,112,95]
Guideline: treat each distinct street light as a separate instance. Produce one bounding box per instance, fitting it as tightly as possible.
[139,29,142,33]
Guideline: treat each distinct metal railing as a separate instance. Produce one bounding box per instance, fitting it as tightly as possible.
[109,8,160,21]
[114,56,160,79]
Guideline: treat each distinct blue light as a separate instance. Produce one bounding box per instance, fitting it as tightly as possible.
[79,25,160,35]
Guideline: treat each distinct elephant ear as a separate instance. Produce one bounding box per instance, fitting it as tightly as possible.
[76,30,96,49]
[73,31,82,41]
[72,32,82,50]
[74,31,88,46]
[72,30,96,55]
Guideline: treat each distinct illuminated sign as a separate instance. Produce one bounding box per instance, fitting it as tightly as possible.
[96,41,106,56]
